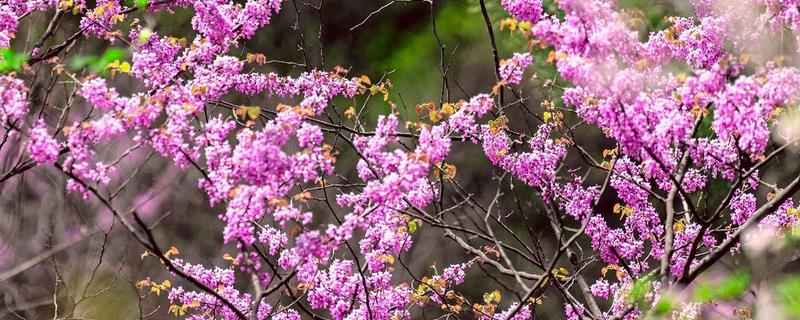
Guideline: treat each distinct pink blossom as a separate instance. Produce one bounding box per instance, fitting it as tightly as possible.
[27,120,59,164]
[502,0,543,24]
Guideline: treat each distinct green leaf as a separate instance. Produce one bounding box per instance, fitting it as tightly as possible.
[234,106,261,122]
[483,292,494,304]
[100,48,126,63]
[628,275,653,309]
[0,49,29,73]
[69,55,100,71]
[714,270,751,300]
[408,219,418,233]
[93,48,127,73]
[246,106,260,120]
[125,0,148,9]
[694,269,750,302]
[694,283,713,303]
[71,49,129,75]
[652,296,675,316]
[776,275,800,316]
[481,290,500,304]
[135,0,149,9]
[138,27,154,44]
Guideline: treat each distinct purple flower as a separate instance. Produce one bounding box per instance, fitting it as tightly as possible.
[0,74,28,123]
[502,0,543,24]
[28,120,60,164]
[499,52,533,85]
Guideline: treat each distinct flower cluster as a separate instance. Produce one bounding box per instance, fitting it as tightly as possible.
[0,6,18,48]
[27,120,60,164]
[167,259,293,320]
[80,0,125,38]
[0,74,28,123]
[499,52,532,85]
[6,0,800,319]
[0,0,56,48]
[501,0,543,24]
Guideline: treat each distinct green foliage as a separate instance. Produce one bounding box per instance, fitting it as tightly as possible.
[0,49,29,73]
[70,48,128,74]
[482,290,501,304]
[234,105,262,123]
[138,27,154,44]
[776,275,800,317]
[135,0,149,9]
[408,219,418,233]
[125,0,149,9]
[651,295,676,316]
[694,269,751,303]
[628,275,654,310]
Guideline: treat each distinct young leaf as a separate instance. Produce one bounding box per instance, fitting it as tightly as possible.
[134,0,149,9]
[0,49,29,73]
